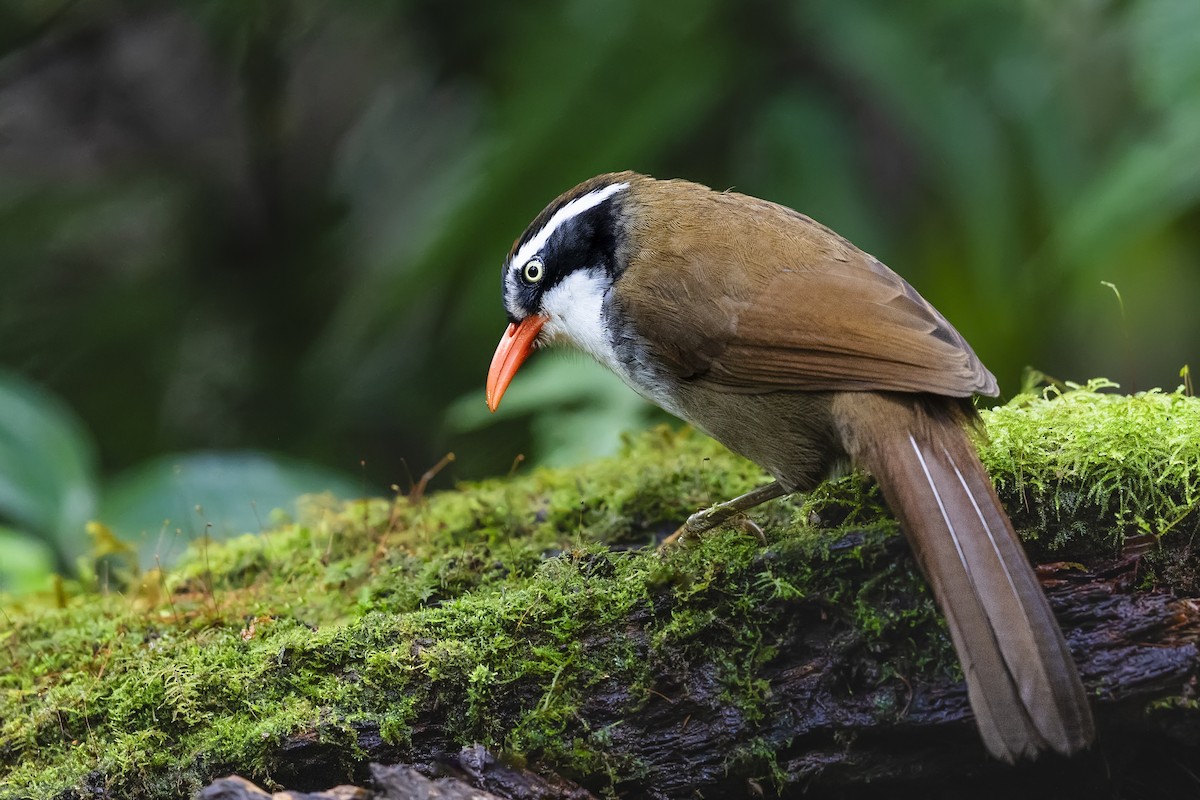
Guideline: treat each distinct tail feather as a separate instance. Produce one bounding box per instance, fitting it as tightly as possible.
[834,393,1094,761]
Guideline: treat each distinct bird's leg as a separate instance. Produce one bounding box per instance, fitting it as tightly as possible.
[660,481,788,549]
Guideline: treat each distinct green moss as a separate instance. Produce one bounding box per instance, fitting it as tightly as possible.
[979,380,1200,556]
[1,383,1196,798]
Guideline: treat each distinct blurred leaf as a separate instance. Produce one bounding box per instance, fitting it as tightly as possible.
[802,0,1020,285]
[0,524,56,595]
[734,89,878,250]
[1054,0,1200,272]
[3,0,1200,501]
[85,520,136,559]
[1129,0,1200,110]
[447,354,661,466]
[99,452,363,568]
[0,370,98,562]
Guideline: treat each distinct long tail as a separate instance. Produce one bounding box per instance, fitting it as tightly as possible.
[832,392,1094,762]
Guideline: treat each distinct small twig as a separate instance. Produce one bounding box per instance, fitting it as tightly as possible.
[897,673,914,717]
[201,521,218,613]
[411,452,456,503]
[508,453,526,477]
[1102,280,1137,389]
[644,688,677,704]
[399,457,415,495]
[155,555,181,626]
[359,459,371,538]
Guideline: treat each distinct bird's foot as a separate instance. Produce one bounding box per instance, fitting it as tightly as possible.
[658,482,785,551]
[659,504,741,550]
[662,501,772,551]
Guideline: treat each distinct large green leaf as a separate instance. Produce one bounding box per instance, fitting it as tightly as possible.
[99,452,364,568]
[0,524,56,594]
[447,354,662,467]
[0,370,98,563]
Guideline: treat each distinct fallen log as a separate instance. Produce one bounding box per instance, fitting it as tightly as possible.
[4,384,1198,799]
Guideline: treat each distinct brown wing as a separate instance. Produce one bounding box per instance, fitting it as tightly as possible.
[701,251,999,396]
[619,182,998,398]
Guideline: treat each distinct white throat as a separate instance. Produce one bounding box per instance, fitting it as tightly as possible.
[539,268,686,418]
[539,268,619,371]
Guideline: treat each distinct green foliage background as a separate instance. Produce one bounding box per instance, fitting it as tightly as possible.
[0,0,1197,587]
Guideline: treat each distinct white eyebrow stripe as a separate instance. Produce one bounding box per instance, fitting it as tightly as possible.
[510,182,629,270]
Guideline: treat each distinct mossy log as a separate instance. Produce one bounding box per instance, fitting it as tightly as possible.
[3,382,1199,799]
[201,533,1200,800]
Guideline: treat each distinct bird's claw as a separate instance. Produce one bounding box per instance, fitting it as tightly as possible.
[658,506,764,551]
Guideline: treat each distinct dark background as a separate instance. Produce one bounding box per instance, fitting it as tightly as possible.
[1,0,1197,587]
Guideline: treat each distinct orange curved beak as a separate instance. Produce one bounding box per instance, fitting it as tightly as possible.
[486,315,546,412]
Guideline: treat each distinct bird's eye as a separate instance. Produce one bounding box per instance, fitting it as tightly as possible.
[521,258,544,284]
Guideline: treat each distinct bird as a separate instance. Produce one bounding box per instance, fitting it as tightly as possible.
[484,171,1094,762]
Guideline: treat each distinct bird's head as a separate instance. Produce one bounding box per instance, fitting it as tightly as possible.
[486,173,635,412]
